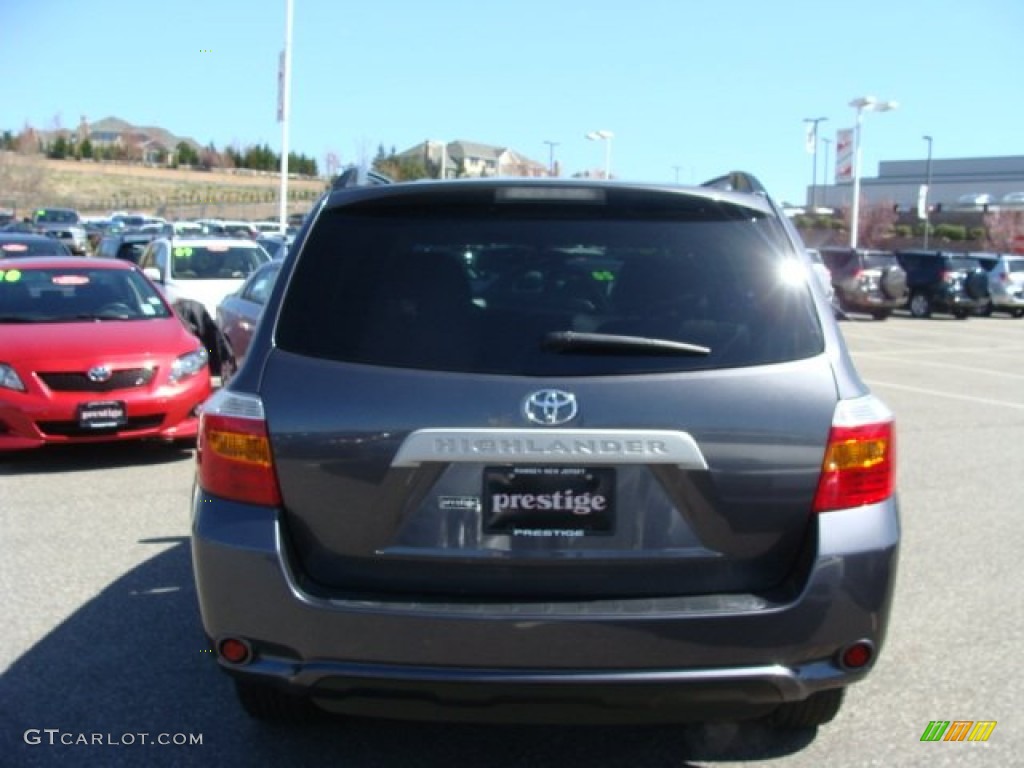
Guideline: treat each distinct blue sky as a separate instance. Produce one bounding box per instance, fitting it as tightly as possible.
[4,0,1022,205]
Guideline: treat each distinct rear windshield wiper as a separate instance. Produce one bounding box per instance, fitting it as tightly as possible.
[542,331,711,356]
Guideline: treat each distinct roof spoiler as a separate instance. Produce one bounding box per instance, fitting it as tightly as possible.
[331,165,394,190]
[700,171,768,196]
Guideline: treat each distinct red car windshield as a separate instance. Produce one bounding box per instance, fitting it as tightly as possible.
[0,266,173,322]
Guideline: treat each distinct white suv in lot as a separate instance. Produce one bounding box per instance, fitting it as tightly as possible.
[138,237,269,374]
[969,252,1024,317]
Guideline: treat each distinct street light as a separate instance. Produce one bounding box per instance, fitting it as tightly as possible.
[922,135,933,248]
[849,96,898,249]
[821,137,832,208]
[277,0,294,235]
[543,140,560,176]
[804,116,828,210]
[586,130,614,179]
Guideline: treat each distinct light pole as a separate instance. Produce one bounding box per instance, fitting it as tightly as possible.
[543,140,560,176]
[849,96,898,249]
[821,137,832,208]
[672,165,682,183]
[586,130,614,179]
[277,0,294,234]
[922,135,933,248]
[804,116,828,210]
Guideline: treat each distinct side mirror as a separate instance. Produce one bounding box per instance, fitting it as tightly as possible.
[143,267,162,283]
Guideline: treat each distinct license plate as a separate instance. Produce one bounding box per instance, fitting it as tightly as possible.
[483,466,615,537]
[77,400,127,429]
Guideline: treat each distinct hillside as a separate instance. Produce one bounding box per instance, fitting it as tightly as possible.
[0,153,327,220]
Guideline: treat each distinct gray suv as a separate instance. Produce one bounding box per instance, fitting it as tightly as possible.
[818,247,907,320]
[192,172,900,728]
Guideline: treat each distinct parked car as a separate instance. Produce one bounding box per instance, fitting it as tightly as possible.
[255,233,293,260]
[192,172,899,729]
[818,247,907,319]
[94,232,159,264]
[137,237,270,375]
[894,250,990,318]
[0,256,211,451]
[31,208,90,255]
[968,252,1024,317]
[0,233,73,257]
[216,260,282,384]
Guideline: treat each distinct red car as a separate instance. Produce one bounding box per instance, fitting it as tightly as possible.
[0,257,212,451]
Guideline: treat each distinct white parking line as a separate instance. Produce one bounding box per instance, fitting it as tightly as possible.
[853,355,1024,380]
[867,379,1024,410]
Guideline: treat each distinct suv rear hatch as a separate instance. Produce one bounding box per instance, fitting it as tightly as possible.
[261,184,839,600]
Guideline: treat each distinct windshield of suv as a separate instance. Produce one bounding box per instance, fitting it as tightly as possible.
[0,238,70,257]
[170,245,266,279]
[277,197,824,375]
[0,266,173,322]
[34,209,80,224]
[863,252,897,269]
[949,257,981,271]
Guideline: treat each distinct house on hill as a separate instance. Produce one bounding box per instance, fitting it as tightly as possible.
[396,140,548,178]
[36,116,203,165]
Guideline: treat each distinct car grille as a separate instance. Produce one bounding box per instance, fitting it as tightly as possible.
[36,415,166,437]
[39,368,157,392]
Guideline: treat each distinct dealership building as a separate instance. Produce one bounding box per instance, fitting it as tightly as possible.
[810,155,1024,212]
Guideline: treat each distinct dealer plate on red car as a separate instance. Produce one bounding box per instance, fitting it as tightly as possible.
[77,401,127,429]
[483,466,615,537]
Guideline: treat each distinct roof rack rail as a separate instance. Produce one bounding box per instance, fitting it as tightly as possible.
[332,165,394,190]
[700,171,768,196]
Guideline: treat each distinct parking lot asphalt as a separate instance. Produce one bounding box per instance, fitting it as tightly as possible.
[1,313,1020,767]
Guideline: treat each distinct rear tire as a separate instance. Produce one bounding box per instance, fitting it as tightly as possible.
[234,679,320,723]
[908,291,931,319]
[870,310,889,321]
[768,688,845,729]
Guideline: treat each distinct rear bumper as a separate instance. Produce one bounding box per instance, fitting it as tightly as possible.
[191,495,899,723]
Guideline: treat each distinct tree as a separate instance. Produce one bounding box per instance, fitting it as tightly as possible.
[843,200,898,248]
[78,137,93,160]
[176,141,199,166]
[48,135,69,159]
[16,123,39,155]
[984,209,1024,252]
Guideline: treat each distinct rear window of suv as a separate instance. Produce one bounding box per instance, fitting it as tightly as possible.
[276,192,824,376]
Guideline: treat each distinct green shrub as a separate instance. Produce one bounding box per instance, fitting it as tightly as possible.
[969,227,986,240]
[893,225,912,237]
[935,223,966,241]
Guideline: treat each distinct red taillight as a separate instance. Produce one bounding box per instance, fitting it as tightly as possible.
[812,397,895,513]
[198,391,282,506]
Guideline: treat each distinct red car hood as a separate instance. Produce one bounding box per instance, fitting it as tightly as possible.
[5,319,199,369]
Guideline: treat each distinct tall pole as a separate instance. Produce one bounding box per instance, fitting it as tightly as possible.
[543,140,559,176]
[672,165,681,183]
[922,135,933,249]
[586,130,614,179]
[804,117,827,209]
[849,105,865,249]
[821,137,832,209]
[277,0,293,234]
[848,96,898,249]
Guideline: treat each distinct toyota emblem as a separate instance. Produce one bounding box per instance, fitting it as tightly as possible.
[523,389,578,426]
[87,365,113,383]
